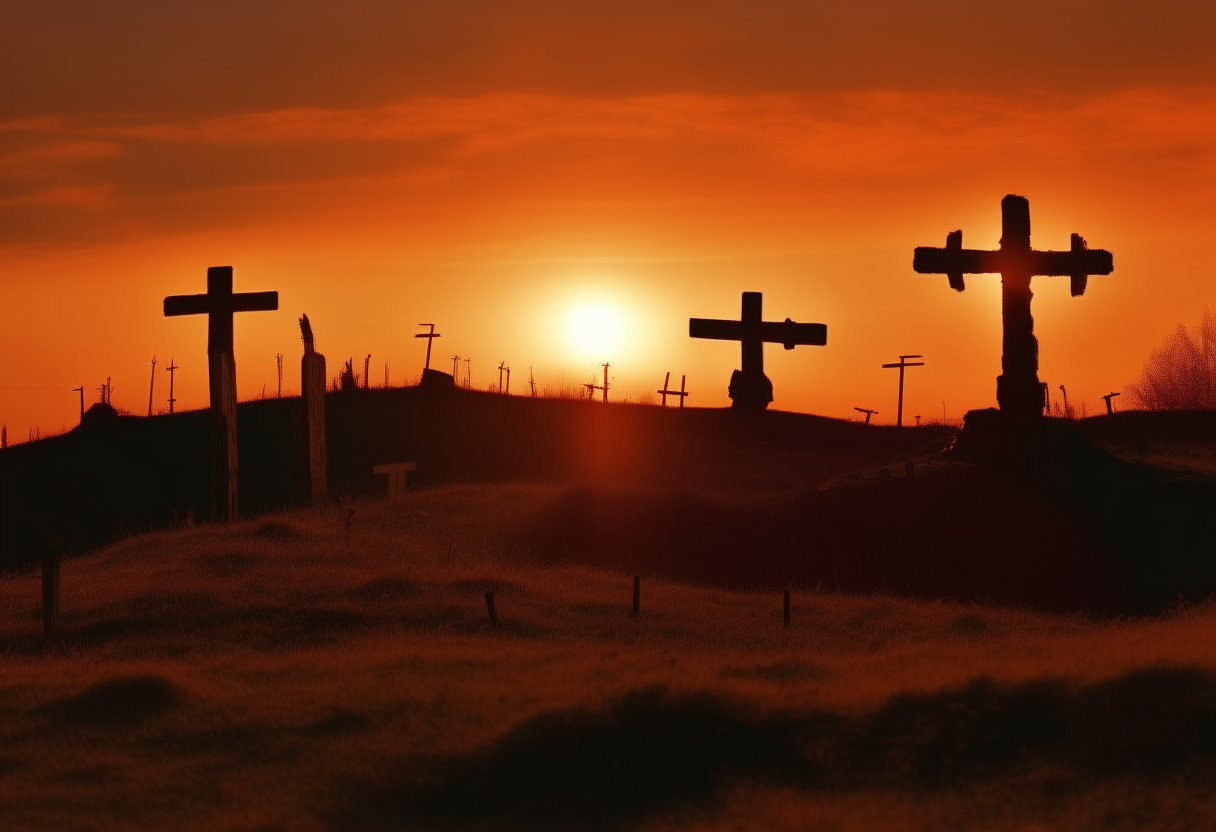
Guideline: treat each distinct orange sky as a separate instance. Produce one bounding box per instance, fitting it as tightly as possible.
[2,1,1214,439]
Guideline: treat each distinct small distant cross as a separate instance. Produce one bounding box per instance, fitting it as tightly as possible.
[913,195,1113,417]
[416,323,441,371]
[657,372,690,408]
[690,291,826,410]
[1102,391,1121,415]
[854,407,878,425]
[881,355,925,428]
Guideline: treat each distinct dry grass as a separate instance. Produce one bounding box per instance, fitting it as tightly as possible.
[3,484,1216,830]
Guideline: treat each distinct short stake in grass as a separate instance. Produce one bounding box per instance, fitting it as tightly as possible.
[632,575,640,618]
[485,592,498,628]
[42,550,60,635]
[783,589,791,630]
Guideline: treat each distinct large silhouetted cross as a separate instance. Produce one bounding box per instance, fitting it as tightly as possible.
[913,195,1112,417]
[164,266,278,520]
[689,291,827,410]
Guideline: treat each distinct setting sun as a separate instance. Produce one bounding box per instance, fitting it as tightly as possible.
[566,302,624,361]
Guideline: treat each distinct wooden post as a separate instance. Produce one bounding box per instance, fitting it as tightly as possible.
[300,315,328,503]
[632,575,640,618]
[485,591,498,627]
[783,589,791,629]
[147,354,157,416]
[42,550,61,635]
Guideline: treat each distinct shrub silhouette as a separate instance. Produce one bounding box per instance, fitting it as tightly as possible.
[1127,310,1216,410]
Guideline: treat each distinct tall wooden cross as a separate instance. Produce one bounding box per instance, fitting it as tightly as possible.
[164,266,278,520]
[913,195,1113,418]
[416,323,440,371]
[1102,391,1121,415]
[881,354,925,428]
[689,291,827,411]
[854,406,877,425]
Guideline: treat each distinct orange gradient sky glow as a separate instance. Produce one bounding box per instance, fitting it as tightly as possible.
[2,1,1214,439]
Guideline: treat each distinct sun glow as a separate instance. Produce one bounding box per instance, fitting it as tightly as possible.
[566,302,622,360]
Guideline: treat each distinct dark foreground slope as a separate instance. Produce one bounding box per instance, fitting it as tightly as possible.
[4,497,1216,831]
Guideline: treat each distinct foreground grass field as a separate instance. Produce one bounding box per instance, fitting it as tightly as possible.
[4,482,1216,831]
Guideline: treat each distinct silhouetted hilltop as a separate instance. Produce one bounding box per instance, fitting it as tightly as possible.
[2,390,1213,613]
[0,387,948,567]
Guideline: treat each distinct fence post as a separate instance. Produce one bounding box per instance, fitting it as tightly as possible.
[485,591,498,628]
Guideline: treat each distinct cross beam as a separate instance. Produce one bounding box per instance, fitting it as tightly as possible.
[689,291,826,410]
[163,266,278,520]
[913,195,1112,417]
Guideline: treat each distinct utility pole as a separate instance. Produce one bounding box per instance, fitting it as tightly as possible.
[505,364,511,395]
[497,361,508,394]
[452,354,461,377]
[72,386,84,422]
[600,362,610,403]
[147,354,158,416]
[166,359,178,414]
[362,354,371,390]
[384,361,390,388]
[529,365,537,397]
[1058,384,1071,419]
[276,352,284,397]
[880,354,925,428]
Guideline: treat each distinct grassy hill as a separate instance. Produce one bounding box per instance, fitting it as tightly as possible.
[3,485,1216,830]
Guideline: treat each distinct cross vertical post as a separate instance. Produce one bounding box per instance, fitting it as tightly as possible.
[164,266,278,520]
[601,363,610,403]
[1103,391,1121,415]
[881,355,925,427]
[658,371,672,406]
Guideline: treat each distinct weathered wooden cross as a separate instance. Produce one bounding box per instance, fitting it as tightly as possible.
[689,291,827,411]
[913,195,1113,418]
[854,406,877,425]
[881,354,925,428]
[657,372,690,408]
[1102,391,1121,415]
[164,266,278,520]
[416,323,440,371]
